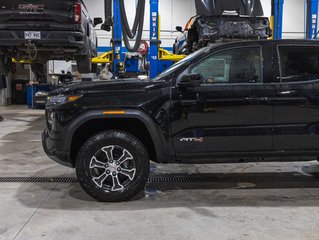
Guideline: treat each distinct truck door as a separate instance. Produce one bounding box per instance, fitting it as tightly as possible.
[171,45,274,157]
[273,44,319,152]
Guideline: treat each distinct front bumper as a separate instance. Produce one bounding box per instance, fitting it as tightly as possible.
[42,130,73,168]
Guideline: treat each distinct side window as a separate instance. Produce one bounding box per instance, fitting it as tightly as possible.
[191,47,262,84]
[279,46,319,82]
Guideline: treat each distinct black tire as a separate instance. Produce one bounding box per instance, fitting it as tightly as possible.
[31,63,46,75]
[172,43,176,54]
[91,63,97,74]
[0,55,12,75]
[76,54,92,74]
[76,131,150,202]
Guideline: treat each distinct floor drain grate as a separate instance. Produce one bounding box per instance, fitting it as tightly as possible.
[0,173,318,185]
[147,174,317,184]
[0,177,78,183]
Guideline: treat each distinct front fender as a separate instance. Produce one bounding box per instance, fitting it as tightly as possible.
[65,109,170,162]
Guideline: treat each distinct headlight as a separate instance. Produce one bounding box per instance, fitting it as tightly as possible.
[47,95,82,106]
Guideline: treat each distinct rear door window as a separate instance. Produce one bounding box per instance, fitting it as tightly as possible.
[278,46,319,82]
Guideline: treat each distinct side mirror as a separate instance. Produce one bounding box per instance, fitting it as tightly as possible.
[93,17,103,27]
[179,74,203,88]
[176,26,183,32]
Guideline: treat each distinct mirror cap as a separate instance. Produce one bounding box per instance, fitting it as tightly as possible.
[179,74,203,88]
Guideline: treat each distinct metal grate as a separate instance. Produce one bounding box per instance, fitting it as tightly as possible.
[0,176,77,183]
[147,174,317,184]
[0,173,317,184]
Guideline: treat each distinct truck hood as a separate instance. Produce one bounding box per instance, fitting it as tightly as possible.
[50,79,164,95]
[195,0,264,16]
[48,79,172,112]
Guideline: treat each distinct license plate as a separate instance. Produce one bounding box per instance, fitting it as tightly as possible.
[24,31,41,40]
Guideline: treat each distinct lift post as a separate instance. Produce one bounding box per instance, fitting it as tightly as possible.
[112,0,123,77]
[306,0,319,39]
[272,0,284,40]
[94,0,186,78]
[149,0,160,79]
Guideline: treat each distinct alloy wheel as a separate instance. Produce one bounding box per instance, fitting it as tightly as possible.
[89,145,136,192]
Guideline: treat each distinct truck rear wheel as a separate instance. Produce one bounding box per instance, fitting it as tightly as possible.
[31,63,46,75]
[0,55,12,75]
[76,131,150,202]
[76,54,92,74]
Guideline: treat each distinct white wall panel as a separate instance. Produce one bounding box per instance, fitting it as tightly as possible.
[282,0,305,39]
[261,0,272,17]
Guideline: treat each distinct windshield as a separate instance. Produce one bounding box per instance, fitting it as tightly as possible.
[153,47,210,81]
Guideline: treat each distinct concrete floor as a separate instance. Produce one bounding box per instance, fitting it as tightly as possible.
[1,105,319,240]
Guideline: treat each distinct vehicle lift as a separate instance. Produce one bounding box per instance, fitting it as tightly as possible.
[93,0,319,79]
[92,0,185,79]
[272,0,319,40]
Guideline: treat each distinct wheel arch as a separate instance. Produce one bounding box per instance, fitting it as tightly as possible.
[66,110,168,167]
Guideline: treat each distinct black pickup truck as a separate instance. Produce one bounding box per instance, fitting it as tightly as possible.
[0,0,99,75]
[43,40,319,202]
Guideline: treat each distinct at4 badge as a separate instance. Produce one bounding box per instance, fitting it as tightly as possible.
[180,138,204,143]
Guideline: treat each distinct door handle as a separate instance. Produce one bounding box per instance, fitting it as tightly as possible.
[278,90,296,95]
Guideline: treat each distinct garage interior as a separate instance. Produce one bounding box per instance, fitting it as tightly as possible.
[1,0,319,239]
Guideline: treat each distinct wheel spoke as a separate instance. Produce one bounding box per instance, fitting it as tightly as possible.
[92,172,110,188]
[89,156,105,169]
[102,146,114,161]
[111,175,124,191]
[118,149,133,165]
[119,168,136,181]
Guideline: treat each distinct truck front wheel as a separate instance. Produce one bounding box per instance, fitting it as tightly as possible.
[76,131,150,202]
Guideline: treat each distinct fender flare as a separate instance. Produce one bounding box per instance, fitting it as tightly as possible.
[65,109,169,162]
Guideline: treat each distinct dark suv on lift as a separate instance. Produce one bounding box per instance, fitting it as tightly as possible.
[0,0,99,75]
[43,40,319,202]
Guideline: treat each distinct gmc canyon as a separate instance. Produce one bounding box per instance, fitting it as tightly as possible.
[43,40,319,202]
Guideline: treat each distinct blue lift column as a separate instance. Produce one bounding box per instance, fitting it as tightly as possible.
[273,0,284,40]
[306,0,319,39]
[149,0,160,79]
[112,0,122,77]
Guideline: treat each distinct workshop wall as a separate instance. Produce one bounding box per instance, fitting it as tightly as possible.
[85,0,309,50]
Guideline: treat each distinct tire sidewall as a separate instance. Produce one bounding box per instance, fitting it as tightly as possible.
[76,131,150,202]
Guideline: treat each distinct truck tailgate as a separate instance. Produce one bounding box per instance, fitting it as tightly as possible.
[0,0,77,24]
